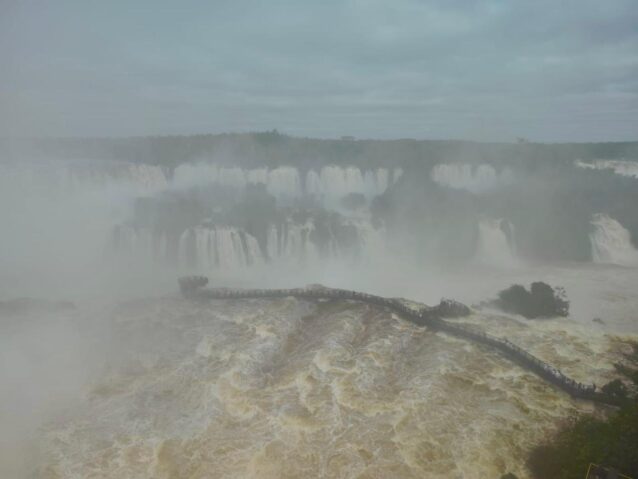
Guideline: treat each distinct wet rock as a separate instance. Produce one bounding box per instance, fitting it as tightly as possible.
[493,282,569,319]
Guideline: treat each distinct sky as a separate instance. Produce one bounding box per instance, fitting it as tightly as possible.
[1,0,637,142]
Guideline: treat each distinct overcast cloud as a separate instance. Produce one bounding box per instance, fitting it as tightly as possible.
[1,0,637,141]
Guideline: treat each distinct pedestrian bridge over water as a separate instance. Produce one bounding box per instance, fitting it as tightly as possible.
[179,276,621,407]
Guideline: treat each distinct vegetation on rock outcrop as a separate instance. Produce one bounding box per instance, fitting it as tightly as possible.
[494,282,569,318]
[527,342,638,479]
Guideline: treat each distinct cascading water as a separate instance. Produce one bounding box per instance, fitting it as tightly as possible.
[66,161,168,192]
[113,216,383,270]
[266,167,303,198]
[171,164,399,204]
[0,160,168,196]
[194,227,215,270]
[177,226,264,270]
[590,214,638,265]
[475,218,517,267]
[313,166,366,199]
[431,163,512,193]
[244,234,263,266]
[348,218,386,259]
[266,220,320,263]
[109,162,396,270]
[215,227,248,269]
[576,159,638,179]
[114,225,261,271]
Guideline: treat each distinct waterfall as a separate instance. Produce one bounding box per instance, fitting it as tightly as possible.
[171,163,398,204]
[172,164,301,197]
[244,234,264,266]
[576,159,638,179]
[266,167,303,198]
[305,170,323,198]
[590,214,638,265]
[475,219,517,267]
[431,164,512,193]
[113,216,383,269]
[264,217,384,264]
[219,228,248,269]
[175,226,264,271]
[307,166,388,201]
[355,219,386,258]
[0,160,168,196]
[211,228,235,269]
[65,161,168,193]
[266,225,280,260]
[266,220,320,263]
[364,169,386,196]
[194,227,214,270]
[185,220,349,269]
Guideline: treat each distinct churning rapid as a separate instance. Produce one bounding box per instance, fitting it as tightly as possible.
[31,291,629,479]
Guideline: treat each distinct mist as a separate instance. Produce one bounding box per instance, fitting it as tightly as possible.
[2,1,638,478]
[3,135,638,477]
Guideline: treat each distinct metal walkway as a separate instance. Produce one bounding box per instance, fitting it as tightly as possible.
[180,280,621,407]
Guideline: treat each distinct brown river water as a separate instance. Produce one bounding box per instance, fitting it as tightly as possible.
[23,289,632,479]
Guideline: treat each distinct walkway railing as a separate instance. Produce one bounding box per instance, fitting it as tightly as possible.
[179,278,621,407]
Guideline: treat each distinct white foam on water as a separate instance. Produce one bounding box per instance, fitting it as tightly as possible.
[30,295,630,479]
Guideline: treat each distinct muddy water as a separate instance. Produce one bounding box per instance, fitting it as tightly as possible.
[33,295,629,479]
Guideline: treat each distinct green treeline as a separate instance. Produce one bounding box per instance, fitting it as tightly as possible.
[3,131,638,170]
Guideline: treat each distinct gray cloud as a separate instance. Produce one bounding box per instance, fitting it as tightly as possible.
[1,0,637,141]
